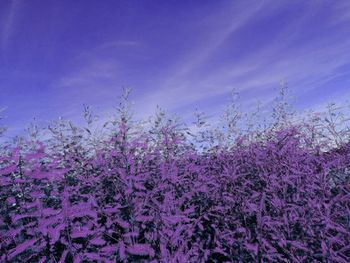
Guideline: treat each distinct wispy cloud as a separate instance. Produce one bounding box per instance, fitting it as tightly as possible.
[3,0,350,136]
[330,1,350,26]
[51,58,121,118]
[41,1,350,127]
[1,0,20,52]
[133,1,350,120]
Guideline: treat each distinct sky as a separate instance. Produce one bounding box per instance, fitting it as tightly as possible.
[1,0,350,139]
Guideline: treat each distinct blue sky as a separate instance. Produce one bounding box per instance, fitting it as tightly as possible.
[1,0,350,138]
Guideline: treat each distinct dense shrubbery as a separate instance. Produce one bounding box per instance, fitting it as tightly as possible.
[1,88,350,262]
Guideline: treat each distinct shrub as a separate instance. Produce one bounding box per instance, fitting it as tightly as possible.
[1,87,350,262]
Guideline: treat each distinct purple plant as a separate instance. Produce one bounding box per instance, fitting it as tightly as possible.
[1,89,350,262]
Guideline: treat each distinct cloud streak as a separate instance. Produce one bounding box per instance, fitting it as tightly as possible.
[1,0,20,52]
[133,1,350,119]
[2,1,350,136]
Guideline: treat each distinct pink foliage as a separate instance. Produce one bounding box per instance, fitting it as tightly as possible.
[0,110,350,262]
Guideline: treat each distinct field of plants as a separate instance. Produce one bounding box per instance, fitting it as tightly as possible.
[1,88,350,262]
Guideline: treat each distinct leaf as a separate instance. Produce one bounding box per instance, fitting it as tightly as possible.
[134,182,146,191]
[6,196,16,204]
[84,253,100,260]
[58,249,69,263]
[48,224,65,245]
[163,215,188,224]
[198,222,204,231]
[100,245,117,255]
[13,212,40,222]
[71,227,93,238]
[30,191,45,198]
[115,219,130,229]
[160,243,169,259]
[90,237,106,246]
[103,206,121,214]
[118,241,126,260]
[123,232,139,238]
[73,254,82,263]
[0,176,12,186]
[127,244,155,257]
[135,215,153,222]
[8,239,38,260]
[0,164,17,175]
[70,204,97,219]
[31,170,66,180]
[245,242,258,255]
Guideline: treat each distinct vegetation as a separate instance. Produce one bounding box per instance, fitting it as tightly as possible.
[0,86,350,262]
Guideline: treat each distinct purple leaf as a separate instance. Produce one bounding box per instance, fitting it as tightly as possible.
[127,244,155,257]
[8,239,38,260]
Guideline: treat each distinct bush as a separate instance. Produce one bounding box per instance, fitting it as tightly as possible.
[1,88,350,262]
